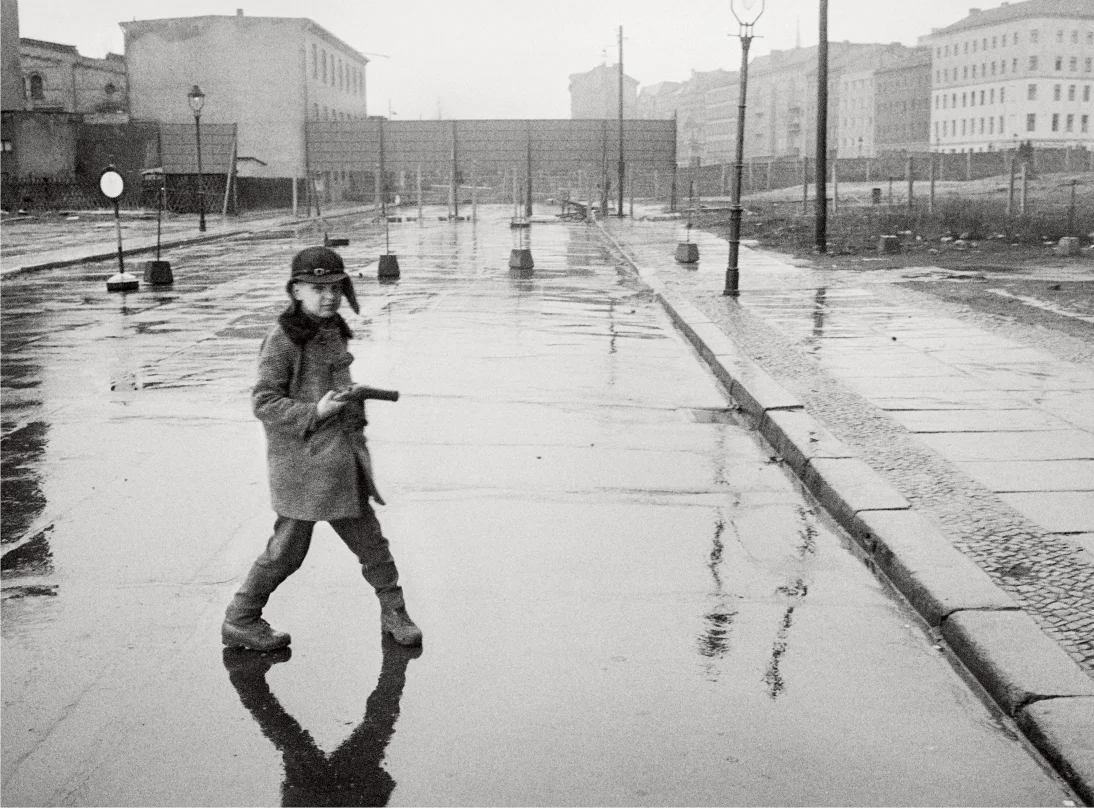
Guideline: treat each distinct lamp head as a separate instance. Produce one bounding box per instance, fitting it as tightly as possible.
[731,0,765,25]
[187,84,205,114]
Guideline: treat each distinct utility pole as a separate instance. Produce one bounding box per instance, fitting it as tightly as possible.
[814,0,828,253]
[617,25,625,218]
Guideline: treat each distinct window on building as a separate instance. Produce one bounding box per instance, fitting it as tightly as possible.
[1030,55,1039,70]
[1086,85,1092,101]
[992,61,997,75]
[999,115,1004,132]
[1072,30,1079,43]
[973,39,978,52]
[1088,32,1094,44]
[28,73,44,100]
[1087,58,1093,72]
[964,66,969,79]
[1055,57,1063,71]
[990,88,996,103]
[980,89,986,104]
[965,41,969,53]
[1070,57,1078,71]
[979,117,985,133]
[963,92,967,106]
[1027,113,1036,131]
[323,105,328,119]
[1069,84,1076,100]
[992,36,997,48]
[321,49,327,82]
[1082,114,1089,133]
[1028,83,1037,100]
[1001,87,1005,102]
[1057,29,1064,42]
[1031,29,1039,43]
[1066,114,1074,132]
[1052,113,1059,131]
[1013,57,1018,71]
[962,119,967,135]
[1054,84,1062,100]
[1001,60,1006,74]
[312,44,318,79]
[313,102,319,119]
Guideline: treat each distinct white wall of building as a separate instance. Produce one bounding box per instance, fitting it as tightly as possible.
[928,9,1094,152]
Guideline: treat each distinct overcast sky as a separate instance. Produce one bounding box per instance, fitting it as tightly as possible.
[18,0,1009,119]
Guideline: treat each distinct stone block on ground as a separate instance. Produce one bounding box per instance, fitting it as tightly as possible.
[760,409,854,476]
[802,457,910,531]
[1054,236,1080,256]
[1017,696,1094,806]
[856,510,1016,624]
[942,610,1094,716]
[878,235,901,254]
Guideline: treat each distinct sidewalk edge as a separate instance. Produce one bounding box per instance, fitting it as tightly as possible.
[599,223,1094,804]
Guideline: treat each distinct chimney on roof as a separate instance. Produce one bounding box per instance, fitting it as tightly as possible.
[236,8,244,15]
[969,7,980,13]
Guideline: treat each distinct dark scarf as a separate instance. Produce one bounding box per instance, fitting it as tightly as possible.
[278,301,354,347]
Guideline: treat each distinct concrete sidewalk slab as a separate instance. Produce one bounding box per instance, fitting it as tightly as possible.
[999,491,1094,533]
[918,430,1094,461]
[957,459,1094,492]
[888,408,1073,433]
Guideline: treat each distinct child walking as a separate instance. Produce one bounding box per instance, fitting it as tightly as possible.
[222,246,422,651]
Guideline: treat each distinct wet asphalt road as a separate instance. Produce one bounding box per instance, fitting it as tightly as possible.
[0,207,1076,806]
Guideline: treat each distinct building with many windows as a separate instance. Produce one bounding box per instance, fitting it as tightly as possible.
[925,0,1094,151]
[121,11,368,179]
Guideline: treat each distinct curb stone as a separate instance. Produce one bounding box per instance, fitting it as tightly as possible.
[0,205,378,279]
[599,222,1094,804]
[1018,697,1094,806]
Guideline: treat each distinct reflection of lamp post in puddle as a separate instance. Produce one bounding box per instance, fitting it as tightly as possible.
[101,166,139,292]
[724,0,765,297]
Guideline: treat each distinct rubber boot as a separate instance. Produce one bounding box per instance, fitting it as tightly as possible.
[380,605,423,646]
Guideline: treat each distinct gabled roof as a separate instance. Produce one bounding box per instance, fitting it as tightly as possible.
[927,0,1094,37]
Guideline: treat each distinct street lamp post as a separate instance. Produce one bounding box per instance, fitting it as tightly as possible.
[724,0,765,297]
[187,84,206,232]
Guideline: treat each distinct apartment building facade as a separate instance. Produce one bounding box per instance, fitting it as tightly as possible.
[19,39,128,118]
[875,49,932,153]
[925,0,1094,151]
[121,11,369,179]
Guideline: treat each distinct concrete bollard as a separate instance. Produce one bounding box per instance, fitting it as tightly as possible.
[675,242,699,263]
[1054,236,1080,256]
[378,254,400,279]
[141,260,173,285]
[878,235,902,255]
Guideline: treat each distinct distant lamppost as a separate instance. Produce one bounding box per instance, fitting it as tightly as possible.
[187,84,206,232]
[724,0,765,297]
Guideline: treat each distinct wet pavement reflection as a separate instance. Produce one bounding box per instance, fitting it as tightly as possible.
[0,207,1076,806]
[223,636,420,807]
